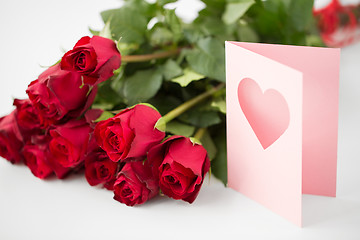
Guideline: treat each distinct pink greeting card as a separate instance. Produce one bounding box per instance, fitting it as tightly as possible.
[225,41,340,226]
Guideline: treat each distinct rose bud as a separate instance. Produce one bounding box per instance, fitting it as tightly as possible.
[85,148,119,190]
[147,136,210,204]
[26,63,97,127]
[13,99,41,136]
[49,118,93,169]
[0,110,24,163]
[113,161,159,206]
[61,36,121,86]
[94,104,165,162]
[23,135,53,179]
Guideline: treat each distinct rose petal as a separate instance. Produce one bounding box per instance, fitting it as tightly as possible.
[167,137,207,176]
[47,68,88,110]
[126,105,165,159]
[0,110,24,163]
[89,36,121,84]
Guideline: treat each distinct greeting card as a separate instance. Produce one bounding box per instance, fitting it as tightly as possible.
[225,41,340,226]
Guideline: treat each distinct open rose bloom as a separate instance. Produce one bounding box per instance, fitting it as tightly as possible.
[94,104,165,162]
[113,161,159,206]
[61,36,121,85]
[85,148,118,190]
[148,136,210,203]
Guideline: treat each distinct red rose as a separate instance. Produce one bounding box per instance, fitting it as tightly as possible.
[314,0,338,34]
[94,104,165,162]
[0,110,24,163]
[113,161,159,206]
[23,135,53,179]
[26,63,96,127]
[61,36,121,85]
[147,136,210,203]
[85,148,119,190]
[49,119,93,168]
[13,99,41,135]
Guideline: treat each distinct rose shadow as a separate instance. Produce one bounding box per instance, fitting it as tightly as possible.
[139,177,229,209]
[42,167,86,182]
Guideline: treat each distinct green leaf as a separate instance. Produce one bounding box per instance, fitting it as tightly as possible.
[196,17,235,42]
[88,27,99,36]
[186,37,225,82]
[200,0,226,13]
[123,68,163,105]
[110,67,125,93]
[183,28,203,44]
[95,80,123,108]
[95,111,114,122]
[137,103,159,112]
[165,9,182,42]
[254,0,263,6]
[161,59,183,81]
[306,34,325,47]
[178,108,221,128]
[117,42,140,56]
[155,117,166,132]
[237,21,259,42]
[211,126,227,185]
[222,0,255,25]
[171,68,205,87]
[123,0,157,17]
[150,27,174,46]
[250,0,287,43]
[198,129,217,160]
[211,98,226,114]
[166,120,195,137]
[99,20,112,39]
[101,7,148,44]
[189,137,202,145]
[91,102,115,111]
[157,0,177,6]
[148,94,182,116]
[288,0,314,31]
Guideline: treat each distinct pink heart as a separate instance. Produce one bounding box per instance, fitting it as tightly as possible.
[237,78,290,149]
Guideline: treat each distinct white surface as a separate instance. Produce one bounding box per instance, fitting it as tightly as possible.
[1,0,360,239]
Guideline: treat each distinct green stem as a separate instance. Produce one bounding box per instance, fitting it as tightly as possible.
[155,83,225,131]
[194,128,207,140]
[164,83,224,123]
[122,48,181,62]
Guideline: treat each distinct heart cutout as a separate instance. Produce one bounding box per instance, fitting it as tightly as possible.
[237,78,290,149]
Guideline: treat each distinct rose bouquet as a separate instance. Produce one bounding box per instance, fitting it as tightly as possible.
[0,0,322,206]
[0,35,213,206]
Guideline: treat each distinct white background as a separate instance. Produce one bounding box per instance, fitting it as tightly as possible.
[0,0,360,239]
